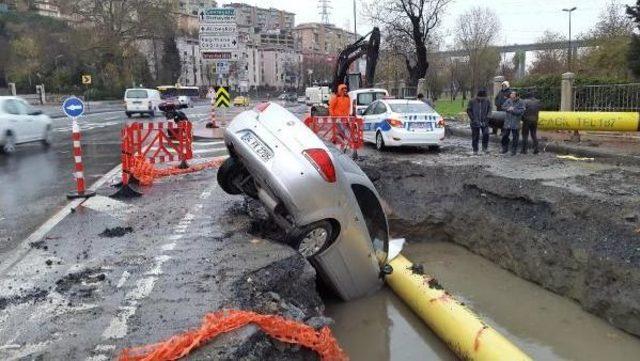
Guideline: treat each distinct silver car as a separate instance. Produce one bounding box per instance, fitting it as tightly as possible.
[218,102,389,300]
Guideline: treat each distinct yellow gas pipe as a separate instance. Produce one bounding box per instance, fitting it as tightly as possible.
[386,255,531,361]
[538,111,639,131]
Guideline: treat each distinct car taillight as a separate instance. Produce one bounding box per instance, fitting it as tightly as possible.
[303,148,336,183]
[255,102,270,112]
[437,117,445,128]
[388,118,404,128]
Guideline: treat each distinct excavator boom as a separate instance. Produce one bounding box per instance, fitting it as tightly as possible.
[332,27,380,92]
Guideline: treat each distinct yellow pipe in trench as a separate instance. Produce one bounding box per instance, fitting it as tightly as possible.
[386,255,531,361]
[538,111,640,131]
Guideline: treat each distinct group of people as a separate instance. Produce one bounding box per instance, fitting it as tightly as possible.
[466,81,541,156]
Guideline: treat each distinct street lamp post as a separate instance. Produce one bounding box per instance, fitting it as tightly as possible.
[562,6,577,71]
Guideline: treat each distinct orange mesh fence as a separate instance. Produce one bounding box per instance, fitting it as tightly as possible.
[118,309,348,361]
[130,156,227,186]
[304,116,364,152]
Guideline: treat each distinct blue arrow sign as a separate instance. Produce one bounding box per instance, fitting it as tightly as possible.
[62,96,85,118]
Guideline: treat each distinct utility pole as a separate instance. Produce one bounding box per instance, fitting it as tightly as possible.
[353,0,357,41]
[562,6,577,71]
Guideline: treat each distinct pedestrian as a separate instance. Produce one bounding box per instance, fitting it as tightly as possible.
[522,92,541,154]
[417,93,434,108]
[466,87,492,155]
[493,80,512,134]
[500,91,525,156]
[329,84,351,116]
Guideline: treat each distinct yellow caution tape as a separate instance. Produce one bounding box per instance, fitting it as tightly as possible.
[538,112,640,132]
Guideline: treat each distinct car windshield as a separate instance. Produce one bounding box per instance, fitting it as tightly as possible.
[357,92,386,106]
[126,90,148,99]
[389,102,433,113]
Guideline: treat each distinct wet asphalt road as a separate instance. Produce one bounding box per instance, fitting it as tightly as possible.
[0,101,308,259]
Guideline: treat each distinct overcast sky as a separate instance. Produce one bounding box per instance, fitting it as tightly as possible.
[224,0,636,47]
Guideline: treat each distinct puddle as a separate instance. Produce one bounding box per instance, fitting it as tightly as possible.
[326,242,640,360]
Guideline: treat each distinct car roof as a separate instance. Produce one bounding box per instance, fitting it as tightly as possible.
[382,99,425,105]
[349,88,388,94]
[0,96,22,101]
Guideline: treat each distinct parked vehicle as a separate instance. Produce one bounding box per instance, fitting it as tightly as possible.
[233,96,250,107]
[305,86,330,106]
[361,99,445,151]
[297,95,306,103]
[218,102,389,300]
[348,88,389,116]
[0,96,52,154]
[124,88,162,118]
[284,93,297,102]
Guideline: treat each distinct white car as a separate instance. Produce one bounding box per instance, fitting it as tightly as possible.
[124,88,162,118]
[362,99,445,150]
[177,95,192,108]
[0,96,52,154]
[348,88,388,116]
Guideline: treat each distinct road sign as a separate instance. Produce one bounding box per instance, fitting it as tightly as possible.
[81,75,92,85]
[200,35,238,50]
[199,7,238,57]
[200,24,237,34]
[215,87,230,108]
[199,8,236,23]
[62,96,85,118]
[203,52,232,60]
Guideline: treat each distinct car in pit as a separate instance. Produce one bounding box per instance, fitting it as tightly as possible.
[361,99,445,151]
[217,102,390,301]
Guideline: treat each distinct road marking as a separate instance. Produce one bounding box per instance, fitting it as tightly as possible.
[116,271,130,288]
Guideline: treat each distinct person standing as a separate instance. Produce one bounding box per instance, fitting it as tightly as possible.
[329,84,351,116]
[522,92,541,154]
[466,88,492,155]
[501,91,525,155]
[492,81,511,135]
[417,93,434,108]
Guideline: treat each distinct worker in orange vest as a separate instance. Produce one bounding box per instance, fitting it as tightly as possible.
[329,84,351,116]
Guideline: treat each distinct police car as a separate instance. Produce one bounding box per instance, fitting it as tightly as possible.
[361,99,445,150]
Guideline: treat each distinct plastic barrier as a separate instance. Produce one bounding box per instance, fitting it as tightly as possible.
[111,121,193,198]
[304,116,364,152]
[118,309,348,361]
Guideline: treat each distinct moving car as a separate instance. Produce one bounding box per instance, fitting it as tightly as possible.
[297,95,306,103]
[0,96,52,154]
[233,96,250,107]
[284,93,297,102]
[124,88,162,118]
[348,88,388,116]
[218,102,389,300]
[362,99,445,150]
[177,95,192,108]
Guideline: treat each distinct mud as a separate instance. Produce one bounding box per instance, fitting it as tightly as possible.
[0,288,48,311]
[359,153,640,336]
[99,226,133,238]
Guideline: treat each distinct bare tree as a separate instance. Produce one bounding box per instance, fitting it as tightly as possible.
[454,7,501,94]
[364,0,452,86]
[529,31,567,76]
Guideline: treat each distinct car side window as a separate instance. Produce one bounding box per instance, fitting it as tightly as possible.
[363,102,377,116]
[3,100,21,115]
[16,100,31,115]
[375,102,387,115]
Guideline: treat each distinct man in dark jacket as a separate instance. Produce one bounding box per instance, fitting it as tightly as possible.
[500,91,525,155]
[492,80,511,134]
[522,92,541,154]
[466,88,492,155]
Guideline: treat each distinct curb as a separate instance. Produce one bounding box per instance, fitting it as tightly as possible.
[446,125,640,166]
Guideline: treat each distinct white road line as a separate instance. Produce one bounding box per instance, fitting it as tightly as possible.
[115,271,130,289]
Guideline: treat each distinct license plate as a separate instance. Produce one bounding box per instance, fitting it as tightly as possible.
[240,132,273,161]
[410,122,432,131]
[132,101,142,104]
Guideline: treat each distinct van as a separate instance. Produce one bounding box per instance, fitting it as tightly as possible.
[348,88,389,116]
[124,88,162,118]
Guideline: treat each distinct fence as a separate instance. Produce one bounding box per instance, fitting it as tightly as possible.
[514,86,561,111]
[303,116,364,154]
[573,83,640,112]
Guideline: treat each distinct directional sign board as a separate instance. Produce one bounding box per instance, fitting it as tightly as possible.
[199,8,237,58]
[215,87,230,108]
[81,75,92,85]
[62,96,85,118]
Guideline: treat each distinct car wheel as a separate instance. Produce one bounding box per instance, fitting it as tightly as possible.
[217,157,245,195]
[2,133,16,154]
[376,132,386,151]
[41,127,52,147]
[126,112,132,118]
[428,145,440,151]
[287,220,334,258]
[149,110,156,118]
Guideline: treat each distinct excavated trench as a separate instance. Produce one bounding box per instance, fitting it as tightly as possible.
[357,157,640,337]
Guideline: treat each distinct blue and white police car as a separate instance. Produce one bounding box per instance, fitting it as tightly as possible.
[361,99,445,151]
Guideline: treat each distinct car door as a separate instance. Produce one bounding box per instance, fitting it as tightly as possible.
[361,101,379,142]
[17,99,46,140]
[372,102,389,133]
[2,99,32,143]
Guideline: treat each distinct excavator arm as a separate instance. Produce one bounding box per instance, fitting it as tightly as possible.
[332,27,380,92]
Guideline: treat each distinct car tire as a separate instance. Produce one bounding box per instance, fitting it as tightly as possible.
[41,127,52,148]
[149,110,156,118]
[126,112,132,118]
[375,132,386,151]
[217,157,245,195]
[287,220,334,258]
[2,132,16,154]
[428,145,440,151]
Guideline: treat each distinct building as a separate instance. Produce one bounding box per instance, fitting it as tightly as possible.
[178,0,217,16]
[228,3,295,32]
[260,47,303,90]
[177,37,211,87]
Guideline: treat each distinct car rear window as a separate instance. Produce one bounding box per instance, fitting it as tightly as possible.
[357,92,386,106]
[389,102,433,113]
[351,184,388,265]
[126,90,148,99]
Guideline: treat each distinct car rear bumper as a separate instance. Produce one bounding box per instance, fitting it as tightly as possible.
[382,128,445,146]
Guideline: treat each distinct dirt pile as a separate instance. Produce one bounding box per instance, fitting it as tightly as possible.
[360,158,640,336]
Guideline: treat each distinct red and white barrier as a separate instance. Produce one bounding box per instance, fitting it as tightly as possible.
[67,118,96,199]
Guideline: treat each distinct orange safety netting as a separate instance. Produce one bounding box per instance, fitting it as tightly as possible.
[130,156,227,186]
[118,309,348,361]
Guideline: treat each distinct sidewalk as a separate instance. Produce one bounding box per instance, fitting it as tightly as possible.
[0,159,324,360]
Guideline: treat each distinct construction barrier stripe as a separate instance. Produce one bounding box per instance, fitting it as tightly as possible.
[538,111,640,132]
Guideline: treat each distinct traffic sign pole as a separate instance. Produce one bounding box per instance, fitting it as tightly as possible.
[62,96,95,199]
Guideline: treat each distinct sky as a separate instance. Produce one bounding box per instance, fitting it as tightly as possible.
[223,0,637,48]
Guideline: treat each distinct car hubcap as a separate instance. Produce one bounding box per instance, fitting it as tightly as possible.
[4,137,15,153]
[376,134,382,149]
[299,227,328,257]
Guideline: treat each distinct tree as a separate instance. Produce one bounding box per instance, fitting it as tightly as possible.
[160,33,181,85]
[627,0,640,77]
[364,0,452,86]
[454,7,501,94]
[529,31,567,76]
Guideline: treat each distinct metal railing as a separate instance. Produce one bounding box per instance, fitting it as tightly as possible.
[574,83,640,112]
[514,86,561,111]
